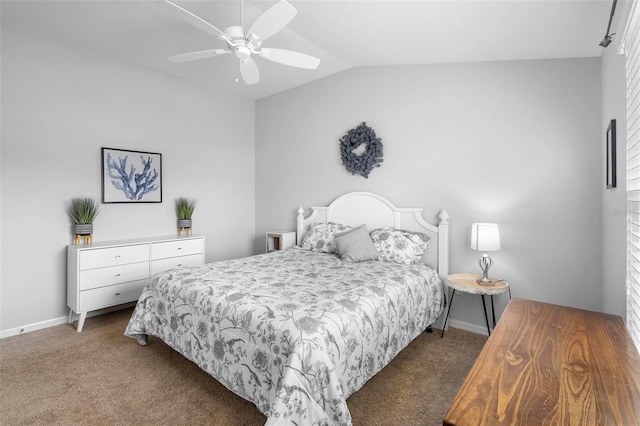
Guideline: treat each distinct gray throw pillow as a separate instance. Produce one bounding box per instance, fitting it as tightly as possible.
[334,224,379,263]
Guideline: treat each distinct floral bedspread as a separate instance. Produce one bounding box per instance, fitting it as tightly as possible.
[125,248,443,426]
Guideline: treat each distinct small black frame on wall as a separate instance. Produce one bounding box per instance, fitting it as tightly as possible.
[607,119,617,189]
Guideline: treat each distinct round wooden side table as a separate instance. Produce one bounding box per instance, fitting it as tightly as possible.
[440,273,511,338]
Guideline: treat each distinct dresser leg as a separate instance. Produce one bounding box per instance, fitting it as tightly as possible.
[68,310,75,324]
[76,312,87,332]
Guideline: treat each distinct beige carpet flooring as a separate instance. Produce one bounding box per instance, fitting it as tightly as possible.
[0,308,487,425]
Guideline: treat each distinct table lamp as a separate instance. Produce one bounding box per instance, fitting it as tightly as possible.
[470,223,501,284]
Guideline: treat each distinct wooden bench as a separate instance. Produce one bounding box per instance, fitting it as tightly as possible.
[443,298,640,425]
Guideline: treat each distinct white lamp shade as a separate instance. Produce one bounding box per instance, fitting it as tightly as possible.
[470,223,501,252]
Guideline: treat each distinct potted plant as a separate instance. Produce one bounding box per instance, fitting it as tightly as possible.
[66,197,100,236]
[176,197,196,234]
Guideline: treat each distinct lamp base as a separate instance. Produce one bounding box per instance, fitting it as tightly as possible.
[477,252,494,285]
[476,276,494,285]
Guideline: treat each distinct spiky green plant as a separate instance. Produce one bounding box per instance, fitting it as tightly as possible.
[66,197,100,225]
[175,197,196,220]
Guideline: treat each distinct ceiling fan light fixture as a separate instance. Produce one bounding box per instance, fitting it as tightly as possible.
[164,0,320,85]
[234,45,252,60]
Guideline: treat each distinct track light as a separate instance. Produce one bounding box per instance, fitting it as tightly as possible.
[599,0,617,48]
[600,34,614,47]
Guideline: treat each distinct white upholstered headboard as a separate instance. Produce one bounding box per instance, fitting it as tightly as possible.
[296,192,449,280]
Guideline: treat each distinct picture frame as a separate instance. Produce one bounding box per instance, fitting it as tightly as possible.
[101,148,162,203]
[606,119,617,189]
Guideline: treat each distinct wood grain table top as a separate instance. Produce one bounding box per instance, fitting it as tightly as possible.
[443,298,640,425]
[447,273,509,296]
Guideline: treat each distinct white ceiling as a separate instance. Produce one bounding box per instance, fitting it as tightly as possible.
[2,0,615,100]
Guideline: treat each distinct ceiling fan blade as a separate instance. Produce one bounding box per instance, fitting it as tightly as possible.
[163,1,230,41]
[247,0,297,41]
[260,48,320,69]
[168,49,229,63]
[240,57,260,85]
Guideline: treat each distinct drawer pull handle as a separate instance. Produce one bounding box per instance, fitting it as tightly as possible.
[115,292,121,296]
[177,264,183,267]
[115,274,121,277]
[115,255,121,258]
[177,247,182,250]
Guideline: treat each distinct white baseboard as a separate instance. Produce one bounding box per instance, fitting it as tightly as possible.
[429,315,489,337]
[446,318,490,336]
[0,302,136,339]
[0,316,69,339]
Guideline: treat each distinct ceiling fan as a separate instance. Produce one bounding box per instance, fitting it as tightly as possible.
[163,0,320,85]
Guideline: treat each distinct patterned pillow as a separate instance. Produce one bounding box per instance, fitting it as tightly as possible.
[370,228,430,265]
[300,222,352,253]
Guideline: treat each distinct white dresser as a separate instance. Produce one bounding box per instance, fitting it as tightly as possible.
[67,235,205,332]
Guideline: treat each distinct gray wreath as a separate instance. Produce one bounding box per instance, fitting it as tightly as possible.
[339,122,383,179]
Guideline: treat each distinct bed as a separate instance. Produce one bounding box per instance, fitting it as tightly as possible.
[125,192,450,425]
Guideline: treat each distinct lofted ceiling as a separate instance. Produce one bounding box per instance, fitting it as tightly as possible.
[2,0,615,100]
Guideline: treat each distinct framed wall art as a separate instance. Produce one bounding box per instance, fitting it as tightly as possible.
[606,119,617,189]
[102,148,162,203]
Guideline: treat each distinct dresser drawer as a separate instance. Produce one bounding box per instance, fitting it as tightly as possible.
[79,280,147,311]
[79,244,149,270]
[79,262,149,291]
[151,253,204,276]
[151,238,203,260]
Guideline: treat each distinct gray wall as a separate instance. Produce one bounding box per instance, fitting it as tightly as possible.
[601,37,628,318]
[255,59,603,332]
[0,18,613,336]
[1,22,256,332]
